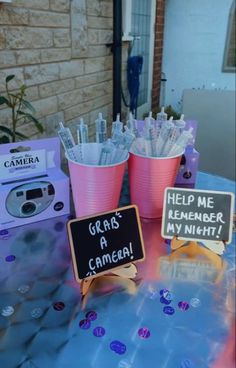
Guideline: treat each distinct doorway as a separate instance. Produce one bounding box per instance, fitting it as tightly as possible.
[130,0,156,118]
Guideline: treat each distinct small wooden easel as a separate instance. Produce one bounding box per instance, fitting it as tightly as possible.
[80,263,138,310]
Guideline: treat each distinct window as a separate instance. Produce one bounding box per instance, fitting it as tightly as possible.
[223,2,236,72]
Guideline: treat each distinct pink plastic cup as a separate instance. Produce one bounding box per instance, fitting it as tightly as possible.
[128,151,183,218]
[67,153,127,218]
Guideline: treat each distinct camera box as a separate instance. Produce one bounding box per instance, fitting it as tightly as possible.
[0,137,70,231]
[175,120,200,188]
[175,146,200,188]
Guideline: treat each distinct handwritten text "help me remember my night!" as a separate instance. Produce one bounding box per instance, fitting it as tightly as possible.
[166,192,226,239]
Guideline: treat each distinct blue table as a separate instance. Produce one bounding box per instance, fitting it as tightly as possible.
[0,172,235,368]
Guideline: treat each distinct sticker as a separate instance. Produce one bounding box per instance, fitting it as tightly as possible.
[79,319,91,330]
[178,301,190,311]
[17,284,30,294]
[0,149,46,180]
[85,311,97,321]
[5,255,16,262]
[93,326,105,337]
[1,306,14,317]
[138,327,151,339]
[163,306,175,315]
[53,302,65,311]
[190,298,201,308]
[31,307,43,319]
[160,296,171,305]
[110,341,127,355]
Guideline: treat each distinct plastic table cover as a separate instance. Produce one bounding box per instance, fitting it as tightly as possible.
[0,171,235,368]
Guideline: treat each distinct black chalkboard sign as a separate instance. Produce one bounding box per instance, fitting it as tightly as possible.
[67,205,145,281]
[161,188,234,243]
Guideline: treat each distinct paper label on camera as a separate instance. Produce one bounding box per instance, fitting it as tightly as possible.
[0,149,47,180]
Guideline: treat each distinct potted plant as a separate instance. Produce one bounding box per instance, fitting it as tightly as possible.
[0,75,44,144]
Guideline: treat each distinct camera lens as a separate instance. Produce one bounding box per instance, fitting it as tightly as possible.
[21,202,36,216]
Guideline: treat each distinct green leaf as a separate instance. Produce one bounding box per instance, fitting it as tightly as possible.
[0,96,10,106]
[22,99,36,113]
[6,75,15,83]
[21,113,44,134]
[15,131,28,140]
[20,85,27,92]
[30,116,44,133]
[0,135,10,144]
[0,125,13,137]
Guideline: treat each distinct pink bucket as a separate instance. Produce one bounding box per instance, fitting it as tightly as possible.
[128,152,183,218]
[68,155,127,218]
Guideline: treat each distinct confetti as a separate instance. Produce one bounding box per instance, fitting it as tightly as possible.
[138,327,151,339]
[163,306,175,315]
[160,296,171,305]
[1,306,14,317]
[53,302,65,311]
[160,288,169,296]
[110,340,126,355]
[31,307,43,319]
[190,298,201,308]
[79,319,91,330]
[93,326,105,337]
[17,284,30,294]
[0,229,8,236]
[85,311,97,321]
[162,290,174,301]
[178,301,190,311]
[5,255,16,262]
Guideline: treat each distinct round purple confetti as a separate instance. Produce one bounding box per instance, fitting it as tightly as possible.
[138,327,151,339]
[110,340,126,355]
[0,229,8,236]
[160,296,172,305]
[162,290,174,301]
[53,302,65,311]
[178,301,190,311]
[85,310,97,321]
[79,319,91,330]
[5,255,16,262]
[163,306,175,315]
[93,326,105,337]
[160,288,169,296]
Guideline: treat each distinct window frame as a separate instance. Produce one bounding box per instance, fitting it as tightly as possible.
[222,2,236,73]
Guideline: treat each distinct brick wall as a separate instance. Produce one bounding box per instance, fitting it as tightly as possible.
[0,0,113,141]
[152,0,165,109]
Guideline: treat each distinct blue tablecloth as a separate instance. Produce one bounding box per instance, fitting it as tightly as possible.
[0,172,235,368]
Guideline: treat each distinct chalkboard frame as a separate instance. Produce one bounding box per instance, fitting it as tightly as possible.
[161,187,234,244]
[67,205,145,282]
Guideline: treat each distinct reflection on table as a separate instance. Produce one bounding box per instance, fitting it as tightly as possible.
[0,172,235,368]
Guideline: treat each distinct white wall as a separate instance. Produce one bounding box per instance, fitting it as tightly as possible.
[182,89,235,181]
[162,0,235,112]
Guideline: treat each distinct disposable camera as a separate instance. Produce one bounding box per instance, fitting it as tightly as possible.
[6,181,55,218]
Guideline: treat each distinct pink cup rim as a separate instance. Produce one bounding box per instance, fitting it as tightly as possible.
[129,150,184,160]
[66,153,129,168]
